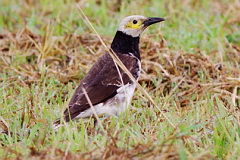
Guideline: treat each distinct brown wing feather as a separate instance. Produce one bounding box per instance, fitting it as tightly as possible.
[62,53,139,122]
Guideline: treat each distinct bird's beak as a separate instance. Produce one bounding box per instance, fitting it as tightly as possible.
[143,17,165,27]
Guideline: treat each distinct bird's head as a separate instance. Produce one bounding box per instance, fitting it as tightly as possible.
[118,15,165,37]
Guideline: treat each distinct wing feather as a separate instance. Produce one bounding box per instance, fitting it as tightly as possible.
[63,53,139,122]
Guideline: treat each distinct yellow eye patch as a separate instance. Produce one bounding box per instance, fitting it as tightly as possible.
[125,20,142,29]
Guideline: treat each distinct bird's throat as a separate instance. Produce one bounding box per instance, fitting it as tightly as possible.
[111,31,140,60]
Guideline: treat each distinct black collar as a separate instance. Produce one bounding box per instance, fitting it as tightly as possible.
[111,31,140,60]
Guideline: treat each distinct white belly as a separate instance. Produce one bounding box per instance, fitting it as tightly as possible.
[75,83,136,119]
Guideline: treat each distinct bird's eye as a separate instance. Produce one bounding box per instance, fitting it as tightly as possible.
[132,20,138,24]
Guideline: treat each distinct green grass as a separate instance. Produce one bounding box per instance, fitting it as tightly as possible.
[0,0,240,159]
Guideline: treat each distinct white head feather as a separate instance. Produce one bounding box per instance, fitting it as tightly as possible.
[118,15,147,37]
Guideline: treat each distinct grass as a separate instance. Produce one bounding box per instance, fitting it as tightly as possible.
[0,0,240,159]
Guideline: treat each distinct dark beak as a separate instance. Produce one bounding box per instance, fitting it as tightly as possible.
[143,17,165,27]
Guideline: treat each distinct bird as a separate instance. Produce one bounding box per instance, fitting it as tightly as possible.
[54,15,165,129]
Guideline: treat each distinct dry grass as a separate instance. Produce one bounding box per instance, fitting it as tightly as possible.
[1,28,239,106]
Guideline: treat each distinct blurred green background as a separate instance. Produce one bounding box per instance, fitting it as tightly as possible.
[1,0,239,51]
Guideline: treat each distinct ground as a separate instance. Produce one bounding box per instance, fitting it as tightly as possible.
[0,0,240,159]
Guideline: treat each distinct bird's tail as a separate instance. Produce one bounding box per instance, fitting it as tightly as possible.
[53,118,63,130]
[53,115,72,130]
[53,112,79,130]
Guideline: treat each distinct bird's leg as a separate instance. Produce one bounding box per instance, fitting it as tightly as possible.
[92,116,106,135]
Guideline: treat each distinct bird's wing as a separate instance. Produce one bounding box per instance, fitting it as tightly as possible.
[63,53,139,121]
